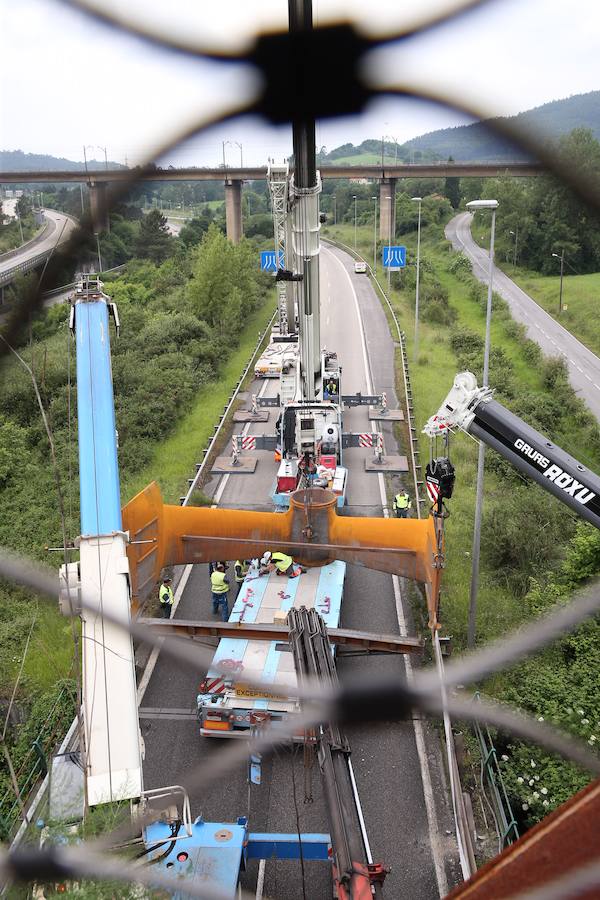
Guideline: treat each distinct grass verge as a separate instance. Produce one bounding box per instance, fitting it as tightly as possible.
[121,294,277,505]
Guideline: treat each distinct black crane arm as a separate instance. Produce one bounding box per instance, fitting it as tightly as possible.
[424,372,600,529]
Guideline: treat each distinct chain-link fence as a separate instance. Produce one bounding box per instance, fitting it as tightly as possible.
[2,1,600,897]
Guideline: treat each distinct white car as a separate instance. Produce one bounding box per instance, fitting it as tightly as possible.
[354,260,367,274]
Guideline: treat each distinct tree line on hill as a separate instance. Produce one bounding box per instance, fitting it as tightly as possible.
[460,128,600,274]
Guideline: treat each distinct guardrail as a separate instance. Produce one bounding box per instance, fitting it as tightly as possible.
[322,237,423,513]
[180,306,278,506]
[2,684,77,846]
[0,212,78,289]
[0,218,54,265]
[323,237,478,879]
[0,249,54,288]
[472,691,520,852]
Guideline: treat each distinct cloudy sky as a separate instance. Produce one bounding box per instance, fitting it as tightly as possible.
[1,0,599,167]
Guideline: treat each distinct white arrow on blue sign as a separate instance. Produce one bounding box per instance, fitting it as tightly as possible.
[382,246,406,270]
[260,250,284,272]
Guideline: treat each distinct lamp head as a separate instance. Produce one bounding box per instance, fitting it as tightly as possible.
[466,199,499,210]
[411,196,422,202]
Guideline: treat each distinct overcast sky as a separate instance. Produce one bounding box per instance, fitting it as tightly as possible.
[1,0,599,167]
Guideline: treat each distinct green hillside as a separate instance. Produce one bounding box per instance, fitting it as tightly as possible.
[0,149,126,171]
[404,91,600,161]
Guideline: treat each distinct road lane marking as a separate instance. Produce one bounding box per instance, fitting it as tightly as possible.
[325,244,449,898]
[137,376,271,704]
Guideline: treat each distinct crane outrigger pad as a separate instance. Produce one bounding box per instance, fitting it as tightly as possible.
[364,455,408,472]
[211,456,258,474]
[368,407,404,421]
[232,410,269,422]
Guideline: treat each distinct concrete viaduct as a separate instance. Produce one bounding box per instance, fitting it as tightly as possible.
[0,162,543,244]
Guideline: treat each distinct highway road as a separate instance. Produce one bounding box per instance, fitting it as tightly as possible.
[139,242,461,898]
[446,212,600,425]
[0,208,77,285]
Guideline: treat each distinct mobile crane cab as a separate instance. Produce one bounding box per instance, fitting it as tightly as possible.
[274,349,346,505]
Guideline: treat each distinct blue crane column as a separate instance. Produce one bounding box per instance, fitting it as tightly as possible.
[74,281,142,806]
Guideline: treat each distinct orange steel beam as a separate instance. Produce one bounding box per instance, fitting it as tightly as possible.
[446,778,600,899]
[138,618,424,655]
[122,482,443,625]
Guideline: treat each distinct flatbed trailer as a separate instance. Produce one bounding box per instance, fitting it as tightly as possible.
[197,561,345,737]
[254,340,298,378]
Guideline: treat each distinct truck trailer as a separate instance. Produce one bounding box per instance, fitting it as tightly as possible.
[197,560,345,737]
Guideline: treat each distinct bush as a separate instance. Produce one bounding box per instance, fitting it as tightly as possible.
[447,253,472,281]
[449,326,484,359]
[482,486,573,596]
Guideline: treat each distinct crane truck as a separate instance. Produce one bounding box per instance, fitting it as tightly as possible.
[424,371,600,527]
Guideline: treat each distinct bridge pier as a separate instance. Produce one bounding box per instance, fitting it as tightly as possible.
[225,180,243,244]
[379,179,397,243]
[89,181,110,233]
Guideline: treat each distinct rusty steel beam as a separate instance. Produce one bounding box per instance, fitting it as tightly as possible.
[123,482,441,625]
[138,618,423,655]
[446,778,600,899]
[0,163,545,185]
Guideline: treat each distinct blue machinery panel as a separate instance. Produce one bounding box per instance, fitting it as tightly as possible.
[247,832,332,861]
[145,817,331,897]
[75,300,122,536]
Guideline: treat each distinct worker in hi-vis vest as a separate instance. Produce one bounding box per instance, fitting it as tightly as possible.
[210,562,230,621]
[260,550,306,579]
[159,576,174,619]
[234,559,250,597]
[393,491,412,518]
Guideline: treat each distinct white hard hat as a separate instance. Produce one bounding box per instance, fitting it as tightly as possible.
[260,551,271,566]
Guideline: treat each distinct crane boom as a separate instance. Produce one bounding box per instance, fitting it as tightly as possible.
[424,372,600,528]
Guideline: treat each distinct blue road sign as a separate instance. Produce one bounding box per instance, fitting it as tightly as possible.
[260,250,284,272]
[383,245,406,270]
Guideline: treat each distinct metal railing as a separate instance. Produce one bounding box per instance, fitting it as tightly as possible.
[180,307,278,507]
[472,692,520,851]
[323,237,423,513]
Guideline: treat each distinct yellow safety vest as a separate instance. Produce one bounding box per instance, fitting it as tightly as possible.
[210,570,229,594]
[235,560,249,583]
[394,493,411,510]
[159,584,174,605]
[271,552,293,573]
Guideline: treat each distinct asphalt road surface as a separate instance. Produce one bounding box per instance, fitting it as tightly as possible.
[446,212,600,425]
[139,242,461,898]
[0,208,76,281]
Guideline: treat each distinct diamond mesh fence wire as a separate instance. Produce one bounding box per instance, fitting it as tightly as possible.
[2,0,600,896]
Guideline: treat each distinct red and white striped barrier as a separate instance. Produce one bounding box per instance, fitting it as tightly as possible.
[241,435,256,450]
[202,676,226,694]
[426,481,441,504]
[359,432,380,448]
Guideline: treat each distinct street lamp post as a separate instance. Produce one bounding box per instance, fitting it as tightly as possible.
[411,197,422,363]
[223,140,243,169]
[465,198,499,648]
[97,146,110,232]
[372,196,377,271]
[385,194,393,291]
[15,206,24,244]
[332,195,336,225]
[509,228,518,266]
[353,195,357,249]
[552,251,565,313]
